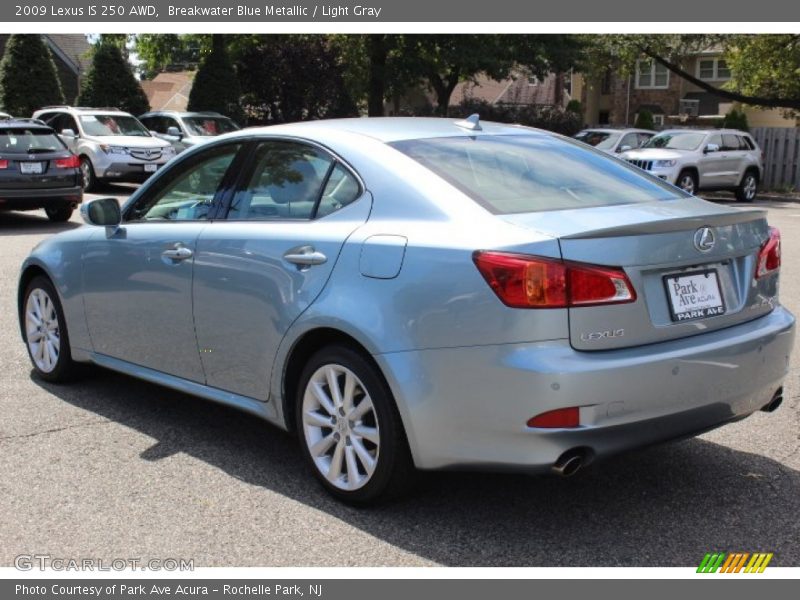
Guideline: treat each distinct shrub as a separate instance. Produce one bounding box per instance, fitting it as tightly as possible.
[722,108,749,131]
[78,41,150,115]
[0,34,64,116]
[188,35,244,124]
[634,109,655,130]
[448,99,583,136]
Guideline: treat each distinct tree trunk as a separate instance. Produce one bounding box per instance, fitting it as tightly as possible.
[430,73,460,116]
[367,35,387,117]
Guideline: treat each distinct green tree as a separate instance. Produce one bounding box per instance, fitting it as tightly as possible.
[0,34,64,116]
[583,34,800,114]
[135,34,204,78]
[722,107,749,131]
[187,34,244,123]
[400,35,584,115]
[78,40,150,115]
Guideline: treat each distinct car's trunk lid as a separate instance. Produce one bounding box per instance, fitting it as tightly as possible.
[502,197,776,350]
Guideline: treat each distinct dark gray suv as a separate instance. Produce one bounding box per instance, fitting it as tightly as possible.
[0,119,82,221]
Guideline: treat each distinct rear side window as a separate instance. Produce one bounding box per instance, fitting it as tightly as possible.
[391,135,684,214]
[0,128,65,153]
[722,134,742,151]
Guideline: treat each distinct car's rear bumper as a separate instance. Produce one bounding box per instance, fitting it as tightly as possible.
[375,306,795,472]
[0,186,83,210]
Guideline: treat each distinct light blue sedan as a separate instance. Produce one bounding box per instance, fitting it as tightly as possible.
[18,116,795,504]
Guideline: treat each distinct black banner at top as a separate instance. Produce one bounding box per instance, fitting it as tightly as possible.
[2,0,799,22]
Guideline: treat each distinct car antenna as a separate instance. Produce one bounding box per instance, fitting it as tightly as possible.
[454,113,482,131]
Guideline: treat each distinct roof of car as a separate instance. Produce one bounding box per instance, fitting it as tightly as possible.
[0,118,51,129]
[237,117,549,143]
[577,128,655,134]
[35,106,133,117]
[657,128,752,136]
[140,111,226,118]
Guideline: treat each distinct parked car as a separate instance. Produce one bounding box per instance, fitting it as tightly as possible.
[18,116,794,504]
[620,128,763,201]
[573,128,655,154]
[0,111,12,120]
[32,106,176,192]
[139,111,240,154]
[0,118,82,221]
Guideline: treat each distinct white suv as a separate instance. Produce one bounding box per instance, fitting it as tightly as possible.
[620,129,763,201]
[33,106,176,191]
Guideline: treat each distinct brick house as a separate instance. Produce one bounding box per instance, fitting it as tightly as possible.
[575,51,797,129]
[0,34,92,104]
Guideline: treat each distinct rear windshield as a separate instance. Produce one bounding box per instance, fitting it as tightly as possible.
[0,128,65,153]
[643,131,706,151]
[80,114,151,137]
[574,130,619,150]
[391,135,684,214]
[183,116,239,136]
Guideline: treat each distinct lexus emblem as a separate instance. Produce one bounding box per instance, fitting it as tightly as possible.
[694,227,716,252]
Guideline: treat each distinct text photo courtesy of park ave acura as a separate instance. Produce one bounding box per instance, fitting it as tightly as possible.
[1,14,800,584]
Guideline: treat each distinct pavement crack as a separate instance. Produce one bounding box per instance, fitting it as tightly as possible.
[0,419,111,441]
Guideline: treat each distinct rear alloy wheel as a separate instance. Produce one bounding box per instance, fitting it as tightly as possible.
[676,170,697,196]
[44,206,73,222]
[736,171,758,202]
[22,276,78,382]
[80,157,98,192]
[296,345,415,504]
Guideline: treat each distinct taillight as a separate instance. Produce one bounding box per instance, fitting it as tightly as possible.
[756,227,781,278]
[0,159,8,169]
[527,407,580,428]
[55,155,80,169]
[473,251,636,308]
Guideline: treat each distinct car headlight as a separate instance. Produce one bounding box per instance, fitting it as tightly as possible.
[162,146,176,157]
[653,159,677,168]
[100,145,128,155]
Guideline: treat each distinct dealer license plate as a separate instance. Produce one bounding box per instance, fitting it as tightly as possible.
[143,164,158,173]
[20,162,44,174]
[664,270,726,322]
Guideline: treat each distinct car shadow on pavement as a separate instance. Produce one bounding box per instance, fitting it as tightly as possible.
[0,212,81,236]
[33,367,800,567]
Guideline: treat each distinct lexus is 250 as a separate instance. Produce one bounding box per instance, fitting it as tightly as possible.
[18,116,794,503]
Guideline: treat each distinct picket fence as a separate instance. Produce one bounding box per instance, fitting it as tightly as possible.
[751,127,800,191]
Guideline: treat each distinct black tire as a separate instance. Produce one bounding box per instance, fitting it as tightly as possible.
[295,344,416,505]
[80,156,98,192]
[735,170,759,202]
[676,169,698,196]
[20,276,79,383]
[44,206,73,222]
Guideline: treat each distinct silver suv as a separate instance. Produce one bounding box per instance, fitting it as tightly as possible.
[33,106,176,191]
[139,110,240,154]
[574,127,655,154]
[620,128,763,201]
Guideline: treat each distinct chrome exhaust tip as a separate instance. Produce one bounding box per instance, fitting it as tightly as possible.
[552,449,586,477]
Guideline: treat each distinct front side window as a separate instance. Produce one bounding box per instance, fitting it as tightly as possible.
[183,116,239,136]
[391,135,684,214]
[127,143,241,221]
[80,114,151,137]
[228,141,334,221]
[636,60,669,89]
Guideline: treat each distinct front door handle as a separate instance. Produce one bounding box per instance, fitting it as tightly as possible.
[283,245,327,268]
[162,243,193,261]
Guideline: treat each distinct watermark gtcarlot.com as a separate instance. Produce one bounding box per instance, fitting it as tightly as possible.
[15,554,194,571]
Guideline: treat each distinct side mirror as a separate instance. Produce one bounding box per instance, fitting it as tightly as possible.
[166,126,183,139]
[60,128,77,138]
[704,143,720,154]
[618,145,632,153]
[81,197,121,227]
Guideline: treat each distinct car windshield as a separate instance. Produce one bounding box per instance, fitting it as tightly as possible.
[183,116,239,136]
[80,114,151,137]
[391,135,684,214]
[643,131,706,151]
[0,128,65,153]
[575,130,619,150]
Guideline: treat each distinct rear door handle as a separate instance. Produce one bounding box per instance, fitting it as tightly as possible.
[283,245,327,268]
[162,243,193,261]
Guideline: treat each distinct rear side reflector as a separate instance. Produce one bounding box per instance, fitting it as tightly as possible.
[473,251,636,308]
[756,227,781,279]
[55,155,80,169]
[527,407,580,428]
[0,159,8,169]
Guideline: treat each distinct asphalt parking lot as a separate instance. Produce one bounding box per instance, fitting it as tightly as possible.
[1,188,799,567]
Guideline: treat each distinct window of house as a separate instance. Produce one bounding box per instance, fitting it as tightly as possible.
[635,60,669,89]
[697,58,731,81]
[598,111,610,125]
[652,114,665,128]
[600,70,612,95]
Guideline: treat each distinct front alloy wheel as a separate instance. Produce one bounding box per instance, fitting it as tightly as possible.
[736,172,758,202]
[677,171,697,195]
[22,276,77,382]
[296,345,415,504]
